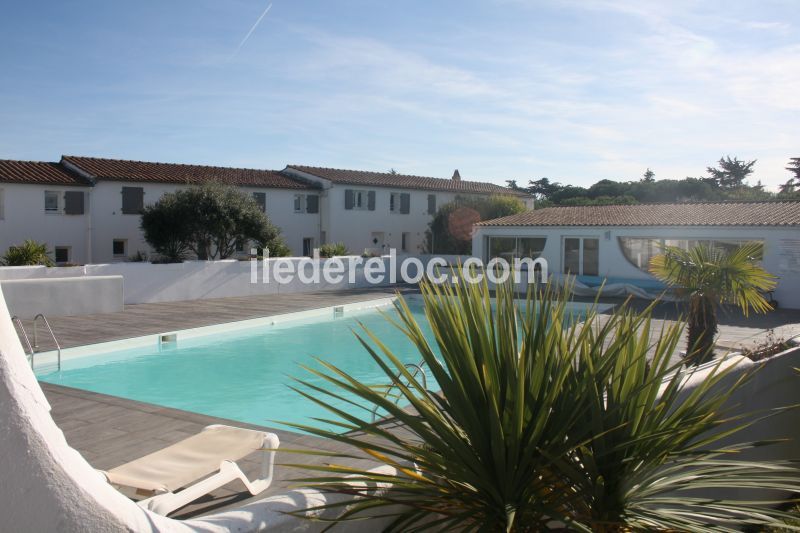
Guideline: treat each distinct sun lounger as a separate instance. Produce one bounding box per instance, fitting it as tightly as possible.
[102,424,279,516]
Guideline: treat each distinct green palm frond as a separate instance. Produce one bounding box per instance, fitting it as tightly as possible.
[285,268,798,531]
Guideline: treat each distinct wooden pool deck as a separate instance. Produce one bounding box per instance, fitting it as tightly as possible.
[23,289,800,519]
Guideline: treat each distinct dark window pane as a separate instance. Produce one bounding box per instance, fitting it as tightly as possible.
[112,240,125,256]
[563,238,580,274]
[582,238,599,276]
[54,247,69,263]
[252,192,266,212]
[488,237,516,262]
[518,237,546,258]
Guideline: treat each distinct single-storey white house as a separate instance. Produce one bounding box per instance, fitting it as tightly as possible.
[0,157,530,263]
[473,201,800,309]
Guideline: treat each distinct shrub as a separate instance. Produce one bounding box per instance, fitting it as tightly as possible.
[318,242,348,258]
[140,182,289,260]
[288,271,800,531]
[1,240,54,266]
[424,195,526,254]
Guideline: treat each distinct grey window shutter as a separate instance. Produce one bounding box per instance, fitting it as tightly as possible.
[306,195,319,213]
[252,192,266,212]
[345,189,354,210]
[64,191,85,215]
[121,187,144,214]
[400,193,410,214]
[367,190,376,211]
[427,194,436,215]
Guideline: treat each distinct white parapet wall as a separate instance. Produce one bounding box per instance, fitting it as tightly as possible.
[0,276,124,318]
[0,254,472,306]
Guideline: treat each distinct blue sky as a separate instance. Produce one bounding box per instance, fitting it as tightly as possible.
[1,0,798,189]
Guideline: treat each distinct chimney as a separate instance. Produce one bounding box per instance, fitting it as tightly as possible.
[452,169,461,181]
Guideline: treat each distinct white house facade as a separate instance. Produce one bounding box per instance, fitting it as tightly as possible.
[1,157,529,263]
[283,165,533,255]
[473,202,800,309]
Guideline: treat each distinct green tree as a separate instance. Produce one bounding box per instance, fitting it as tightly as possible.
[288,273,800,531]
[642,167,655,182]
[1,240,54,266]
[649,242,776,365]
[140,182,289,261]
[706,156,756,189]
[424,195,526,254]
[787,157,800,181]
[527,177,562,201]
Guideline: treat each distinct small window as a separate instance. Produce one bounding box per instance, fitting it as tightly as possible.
[294,194,306,213]
[345,189,374,211]
[112,239,126,257]
[54,246,70,264]
[302,237,314,257]
[354,190,366,209]
[45,191,59,213]
[401,232,410,252]
[390,192,410,214]
[252,192,266,213]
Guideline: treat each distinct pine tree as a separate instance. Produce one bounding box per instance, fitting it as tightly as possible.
[706,156,756,189]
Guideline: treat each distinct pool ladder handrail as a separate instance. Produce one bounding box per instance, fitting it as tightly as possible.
[10,314,62,371]
[370,361,427,423]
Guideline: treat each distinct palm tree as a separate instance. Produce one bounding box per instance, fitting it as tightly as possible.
[286,270,798,531]
[649,242,776,365]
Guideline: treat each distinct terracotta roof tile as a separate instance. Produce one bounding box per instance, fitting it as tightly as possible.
[478,202,800,227]
[287,165,528,196]
[62,156,316,189]
[0,160,90,186]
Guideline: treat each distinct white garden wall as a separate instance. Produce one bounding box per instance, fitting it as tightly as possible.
[0,255,468,306]
[0,276,123,318]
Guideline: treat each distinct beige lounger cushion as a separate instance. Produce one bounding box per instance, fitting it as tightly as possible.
[105,425,267,493]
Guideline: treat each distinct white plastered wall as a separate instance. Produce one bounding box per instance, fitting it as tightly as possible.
[88,182,321,262]
[473,225,800,309]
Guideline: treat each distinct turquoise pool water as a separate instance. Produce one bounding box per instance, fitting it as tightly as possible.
[38,303,436,432]
[37,299,601,432]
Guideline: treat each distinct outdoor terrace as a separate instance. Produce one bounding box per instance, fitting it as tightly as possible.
[17,289,800,519]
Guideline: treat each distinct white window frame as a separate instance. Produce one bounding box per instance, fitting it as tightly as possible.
[352,189,368,210]
[562,236,600,276]
[294,194,306,213]
[390,192,402,213]
[45,190,60,214]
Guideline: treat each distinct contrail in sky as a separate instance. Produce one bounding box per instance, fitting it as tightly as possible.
[232,2,273,57]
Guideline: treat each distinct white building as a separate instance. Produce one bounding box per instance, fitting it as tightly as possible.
[0,156,530,263]
[473,202,800,309]
[282,166,533,254]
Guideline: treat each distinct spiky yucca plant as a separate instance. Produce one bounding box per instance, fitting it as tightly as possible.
[649,242,776,365]
[286,271,798,531]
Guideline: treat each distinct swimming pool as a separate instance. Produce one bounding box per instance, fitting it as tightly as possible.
[36,297,607,432]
